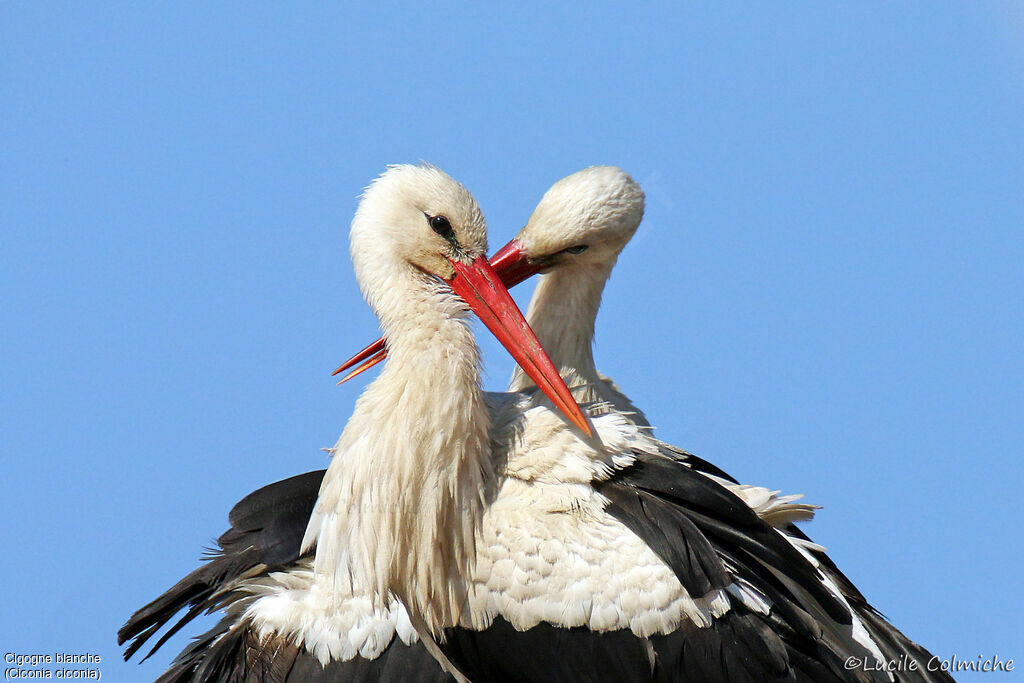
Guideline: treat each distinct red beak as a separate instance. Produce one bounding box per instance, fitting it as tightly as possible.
[331,245,587,433]
[333,345,387,384]
[444,255,589,435]
[333,239,538,379]
[487,238,540,288]
[333,338,386,379]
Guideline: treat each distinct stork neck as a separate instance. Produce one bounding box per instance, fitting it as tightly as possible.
[510,260,614,397]
[307,266,494,635]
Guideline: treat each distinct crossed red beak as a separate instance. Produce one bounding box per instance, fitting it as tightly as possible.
[333,245,589,436]
[333,240,536,380]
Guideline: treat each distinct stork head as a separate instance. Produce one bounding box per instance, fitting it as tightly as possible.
[347,164,590,435]
[490,166,645,285]
[350,164,489,295]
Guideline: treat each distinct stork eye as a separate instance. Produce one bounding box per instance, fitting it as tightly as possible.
[562,245,589,255]
[427,214,454,237]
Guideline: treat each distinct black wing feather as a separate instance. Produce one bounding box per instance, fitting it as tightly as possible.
[596,454,851,624]
[121,468,454,681]
[601,481,731,597]
[442,616,654,683]
[221,469,326,566]
[119,470,326,661]
[783,524,953,683]
[598,448,951,683]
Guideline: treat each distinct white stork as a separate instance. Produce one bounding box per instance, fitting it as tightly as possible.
[119,164,586,681]
[122,166,950,682]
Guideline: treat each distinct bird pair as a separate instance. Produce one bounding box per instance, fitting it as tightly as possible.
[121,165,949,682]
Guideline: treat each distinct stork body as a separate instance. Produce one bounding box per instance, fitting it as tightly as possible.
[425,167,945,682]
[427,168,946,682]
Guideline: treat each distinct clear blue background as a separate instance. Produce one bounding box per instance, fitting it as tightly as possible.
[2,4,1021,681]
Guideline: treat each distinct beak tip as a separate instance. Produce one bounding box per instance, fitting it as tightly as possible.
[568,409,592,437]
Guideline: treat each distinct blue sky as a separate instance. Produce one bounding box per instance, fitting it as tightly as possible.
[2,3,1022,681]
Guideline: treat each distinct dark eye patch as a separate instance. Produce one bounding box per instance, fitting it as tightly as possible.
[562,244,589,255]
[427,214,454,238]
